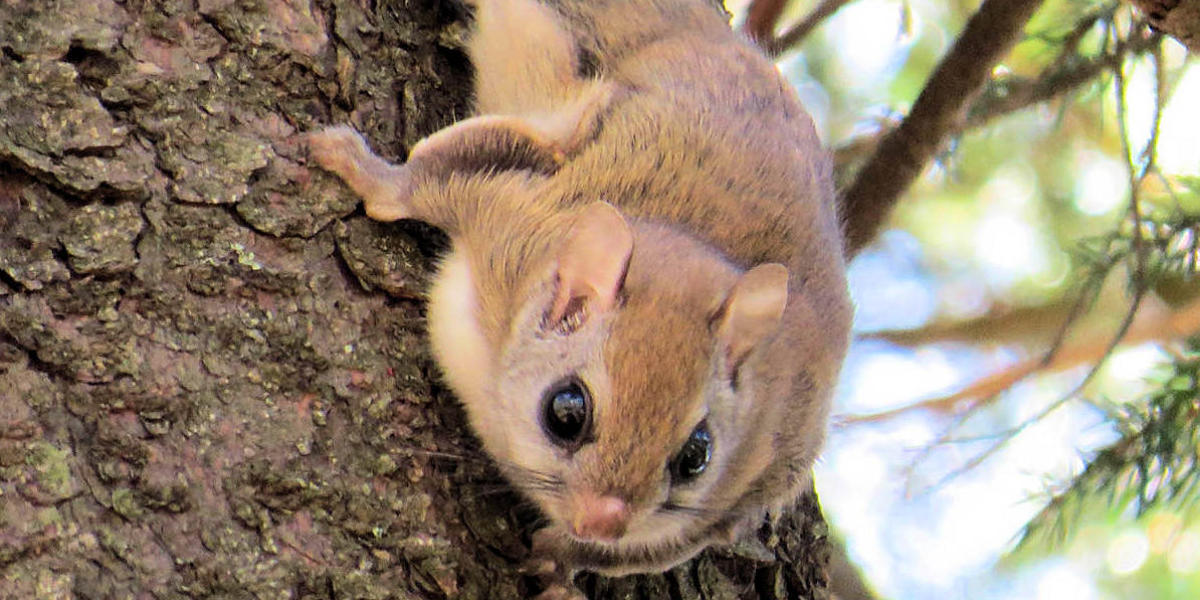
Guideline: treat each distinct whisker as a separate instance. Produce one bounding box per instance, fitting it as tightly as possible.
[494,460,565,496]
[386,445,492,465]
[659,502,717,518]
[457,483,521,502]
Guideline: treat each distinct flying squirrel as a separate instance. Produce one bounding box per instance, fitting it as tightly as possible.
[307,0,852,594]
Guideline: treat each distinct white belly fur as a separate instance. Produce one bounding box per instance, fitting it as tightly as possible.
[427,248,492,407]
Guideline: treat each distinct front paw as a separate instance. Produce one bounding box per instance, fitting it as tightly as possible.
[529,526,571,560]
[534,583,587,600]
[307,126,370,175]
[306,126,414,222]
[523,527,567,575]
[525,528,585,599]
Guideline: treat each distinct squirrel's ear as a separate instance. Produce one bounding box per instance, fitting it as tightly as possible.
[547,202,633,329]
[714,263,788,372]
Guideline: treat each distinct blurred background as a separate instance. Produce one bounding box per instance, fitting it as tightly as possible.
[728,0,1200,598]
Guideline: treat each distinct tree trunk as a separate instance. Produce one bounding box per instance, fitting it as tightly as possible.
[1128,0,1199,52]
[0,1,831,597]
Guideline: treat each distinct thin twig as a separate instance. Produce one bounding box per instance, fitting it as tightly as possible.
[924,289,1144,490]
[860,297,1085,348]
[1041,267,1113,369]
[894,18,1170,491]
[765,0,855,57]
[743,0,790,47]
[833,29,1160,175]
[843,21,1184,429]
[838,293,1200,425]
[1045,6,1114,71]
[965,31,1161,128]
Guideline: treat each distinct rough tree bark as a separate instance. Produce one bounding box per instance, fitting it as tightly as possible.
[0,1,831,598]
[1129,0,1199,52]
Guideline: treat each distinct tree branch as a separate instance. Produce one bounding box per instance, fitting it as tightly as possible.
[743,0,855,56]
[766,0,854,57]
[839,0,1047,256]
[832,25,1160,197]
[966,30,1162,128]
[860,297,1081,348]
[840,294,1200,425]
[744,0,789,47]
[1127,0,1200,52]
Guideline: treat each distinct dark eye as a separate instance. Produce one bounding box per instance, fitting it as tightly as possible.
[541,379,592,448]
[671,422,712,482]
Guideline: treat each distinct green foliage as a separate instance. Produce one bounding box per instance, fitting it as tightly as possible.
[1018,337,1200,550]
[772,0,1198,595]
[1004,17,1200,553]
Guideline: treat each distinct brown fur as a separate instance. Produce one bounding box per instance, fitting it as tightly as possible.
[306,0,852,592]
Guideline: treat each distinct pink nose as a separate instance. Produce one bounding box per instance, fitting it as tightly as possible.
[570,495,630,541]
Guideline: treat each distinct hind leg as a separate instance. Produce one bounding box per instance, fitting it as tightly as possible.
[467,0,619,151]
[467,0,586,115]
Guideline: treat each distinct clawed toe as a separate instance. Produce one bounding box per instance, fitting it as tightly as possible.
[520,557,558,576]
[306,126,368,170]
[533,584,587,600]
